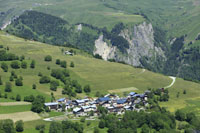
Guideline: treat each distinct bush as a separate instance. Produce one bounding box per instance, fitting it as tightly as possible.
[30,60,35,68]
[84,85,91,93]
[70,61,75,67]
[87,121,91,126]
[94,127,100,133]
[16,94,21,101]
[80,117,85,123]
[98,120,105,128]
[50,80,59,91]
[24,95,35,102]
[9,76,14,81]
[44,55,52,62]
[175,110,186,121]
[56,59,60,65]
[60,61,67,68]
[10,61,20,69]
[39,76,51,84]
[1,62,8,72]
[5,82,12,92]
[21,61,27,69]
[38,72,43,77]
[35,124,45,131]
[47,66,51,70]
[32,84,36,89]
[15,78,23,86]
[75,84,82,93]
[20,55,25,61]
[0,76,3,85]
[15,120,24,132]
[4,93,8,98]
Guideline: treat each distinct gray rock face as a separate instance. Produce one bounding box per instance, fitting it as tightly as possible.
[93,22,166,67]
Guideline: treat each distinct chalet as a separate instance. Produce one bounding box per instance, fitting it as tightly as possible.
[124,105,133,111]
[129,92,136,96]
[117,98,127,104]
[96,97,110,104]
[57,98,66,103]
[44,102,59,110]
[64,51,73,55]
[73,107,83,114]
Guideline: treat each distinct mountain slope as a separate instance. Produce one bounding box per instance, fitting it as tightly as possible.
[1,31,200,114]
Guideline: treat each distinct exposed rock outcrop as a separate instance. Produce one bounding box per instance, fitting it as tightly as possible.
[93,22,166,67]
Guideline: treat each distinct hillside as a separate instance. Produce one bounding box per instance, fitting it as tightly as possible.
[0,31,200,113]
[1,31,200,132]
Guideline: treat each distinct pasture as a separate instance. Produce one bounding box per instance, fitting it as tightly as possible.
[0,111,41,122]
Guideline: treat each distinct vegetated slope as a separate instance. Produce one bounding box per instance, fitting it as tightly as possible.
[0,0,145,31]
[6,11,167,72]
[0,31,200,114]
[6,10,200,83]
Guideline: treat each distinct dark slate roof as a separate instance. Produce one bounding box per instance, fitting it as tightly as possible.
[57,98,65,102]
[117,99,127,104]
[129,92,136,96]
[97,97,110,102]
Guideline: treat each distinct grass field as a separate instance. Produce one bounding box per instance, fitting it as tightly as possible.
[0,111,41,122]
[0,104,31,114]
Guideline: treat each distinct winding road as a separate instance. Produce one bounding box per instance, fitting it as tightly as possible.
[164,76,176,89]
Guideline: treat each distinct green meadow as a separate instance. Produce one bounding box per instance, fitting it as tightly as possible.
[0,105,31,114]
[0,31,200,113]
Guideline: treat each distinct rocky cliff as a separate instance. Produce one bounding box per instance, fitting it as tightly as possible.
[93,22,166,67]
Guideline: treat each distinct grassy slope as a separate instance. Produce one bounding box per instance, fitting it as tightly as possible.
[0,0,144,31]
[0,104,31,114]
[0,31,200,114]
[0,32,200,131]
[0,31,172,98]
[1,0,200,42]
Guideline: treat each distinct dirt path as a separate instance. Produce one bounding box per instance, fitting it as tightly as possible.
[0,111,41,122]
[0,102,31,106]
[164,76,176,89]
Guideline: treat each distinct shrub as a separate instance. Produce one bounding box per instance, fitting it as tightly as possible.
[32,84,36,89]
[80,117,85,123]
[24,95,35,102]
[15,78,23,86]
[0,76,3,85]
[56,59,60,65]
[5,82,12,92]
[9,76,14,81]
[39,76,51,84]
[70,61,74,67]
[38,72,43,77]
[16,94,21,101]
[47,66,51,70]
[175,110,186,121]
[4,93,8,98]
[30,60,35,68]
[44,55,52,62]
[1,62,8,72]
[10,61,20,69]
[15,120,24,132]
[84,85,91,93]
[20,55,25,61]
[60,61,67,68]
[98,120,105,128]
[21,61,27,69]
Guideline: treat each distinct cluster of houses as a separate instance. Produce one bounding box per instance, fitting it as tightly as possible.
[44,91,150,116]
